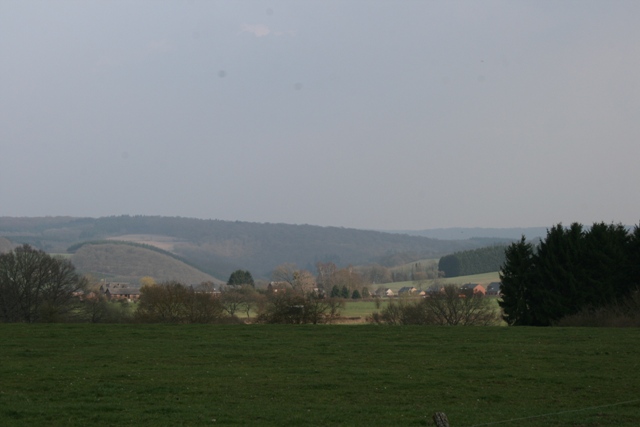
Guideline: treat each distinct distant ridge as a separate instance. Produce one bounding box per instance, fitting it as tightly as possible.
[392,227,550,241]
[1,216,519,279]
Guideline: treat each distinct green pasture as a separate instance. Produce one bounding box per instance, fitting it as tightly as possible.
[385,271,501,292]
[1,325,639,426]
[438,271,501,285]
[341,300,388,319]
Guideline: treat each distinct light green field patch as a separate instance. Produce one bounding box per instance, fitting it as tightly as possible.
[341,300,389,318]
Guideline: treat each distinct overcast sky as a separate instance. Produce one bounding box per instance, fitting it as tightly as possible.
[1,1,639,230]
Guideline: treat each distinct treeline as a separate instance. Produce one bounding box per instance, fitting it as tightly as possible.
[68,240,186,263]
[438,245,508,277]
[500,222,640,326]
[371,284,500,326]
[0,244,350,324]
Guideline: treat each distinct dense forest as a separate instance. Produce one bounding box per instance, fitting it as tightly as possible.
[437,245,508,277]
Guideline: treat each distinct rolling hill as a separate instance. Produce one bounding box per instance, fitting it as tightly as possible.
[0,215,515,280]
[71,242,220,285]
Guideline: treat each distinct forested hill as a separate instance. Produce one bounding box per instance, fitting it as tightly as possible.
[0,216,508,279]
[438,245,508,278]
[394,227,549,241]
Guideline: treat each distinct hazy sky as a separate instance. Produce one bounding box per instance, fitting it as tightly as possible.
[2,1,639,230]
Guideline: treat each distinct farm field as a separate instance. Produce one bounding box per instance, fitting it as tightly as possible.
[1,325,639,426]
[340,300,388,320]
[385,271,501,292]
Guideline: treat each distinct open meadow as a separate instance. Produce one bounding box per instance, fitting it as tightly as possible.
[384,271,502,293]
[1,325,639,426]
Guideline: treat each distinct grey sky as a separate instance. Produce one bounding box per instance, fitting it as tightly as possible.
[1,1,639,230]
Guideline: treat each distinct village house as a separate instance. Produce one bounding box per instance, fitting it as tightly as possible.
[267,281,289,293]
[397,286,418,296]
[486,282,502,296]
[460,283,486,295]
[100,283,141,302]
[190,283,220,295]
[374,288,395,298]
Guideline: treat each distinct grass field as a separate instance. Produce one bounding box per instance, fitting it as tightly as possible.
[341,298,505,326]
[1,325,639,426]
[385,271,502,292]
[341,300,387,319]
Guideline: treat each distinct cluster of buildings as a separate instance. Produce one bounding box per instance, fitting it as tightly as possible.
[75,281,502,302]
[375,282,502,298]
[77,282,222,303]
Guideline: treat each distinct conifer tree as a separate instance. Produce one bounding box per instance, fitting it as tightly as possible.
[499,236,536,326]
[500,222,640,326]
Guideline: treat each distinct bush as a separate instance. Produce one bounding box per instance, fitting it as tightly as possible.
[255,290,343,324]
[78,292,133,323]
[370,284,500,326]
[556,290,640,327]
[135,281,226,323]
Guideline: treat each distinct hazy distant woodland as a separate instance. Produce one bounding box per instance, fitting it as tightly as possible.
[0,216,515,280]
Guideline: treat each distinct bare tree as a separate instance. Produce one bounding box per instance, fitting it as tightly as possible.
[366,264,391,284]
[220,285,258,318]
[0,244,87,323]
[219,287,245,317]
[79,285,131,323]
[334,266,365,296]
[315,261,338,292]
[256,289,342,324]
[325,297,345,323]
[424,285,498,326]
[272,264,316,294]
[271,263,298,287]
[292,270,316,294]
[135,281,225,323]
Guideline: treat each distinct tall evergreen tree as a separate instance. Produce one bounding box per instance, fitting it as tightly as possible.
[500,222,640,326]
[499,237,537,326]
[330,285,341,298]
[629,225,640,291]
[581,222,630,307]
[531,223,585,325]
[340,285,349,299]
[438,254,460,277]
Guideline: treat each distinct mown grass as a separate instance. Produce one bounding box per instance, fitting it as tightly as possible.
[341,300,388,318]
[1,325,639,426]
